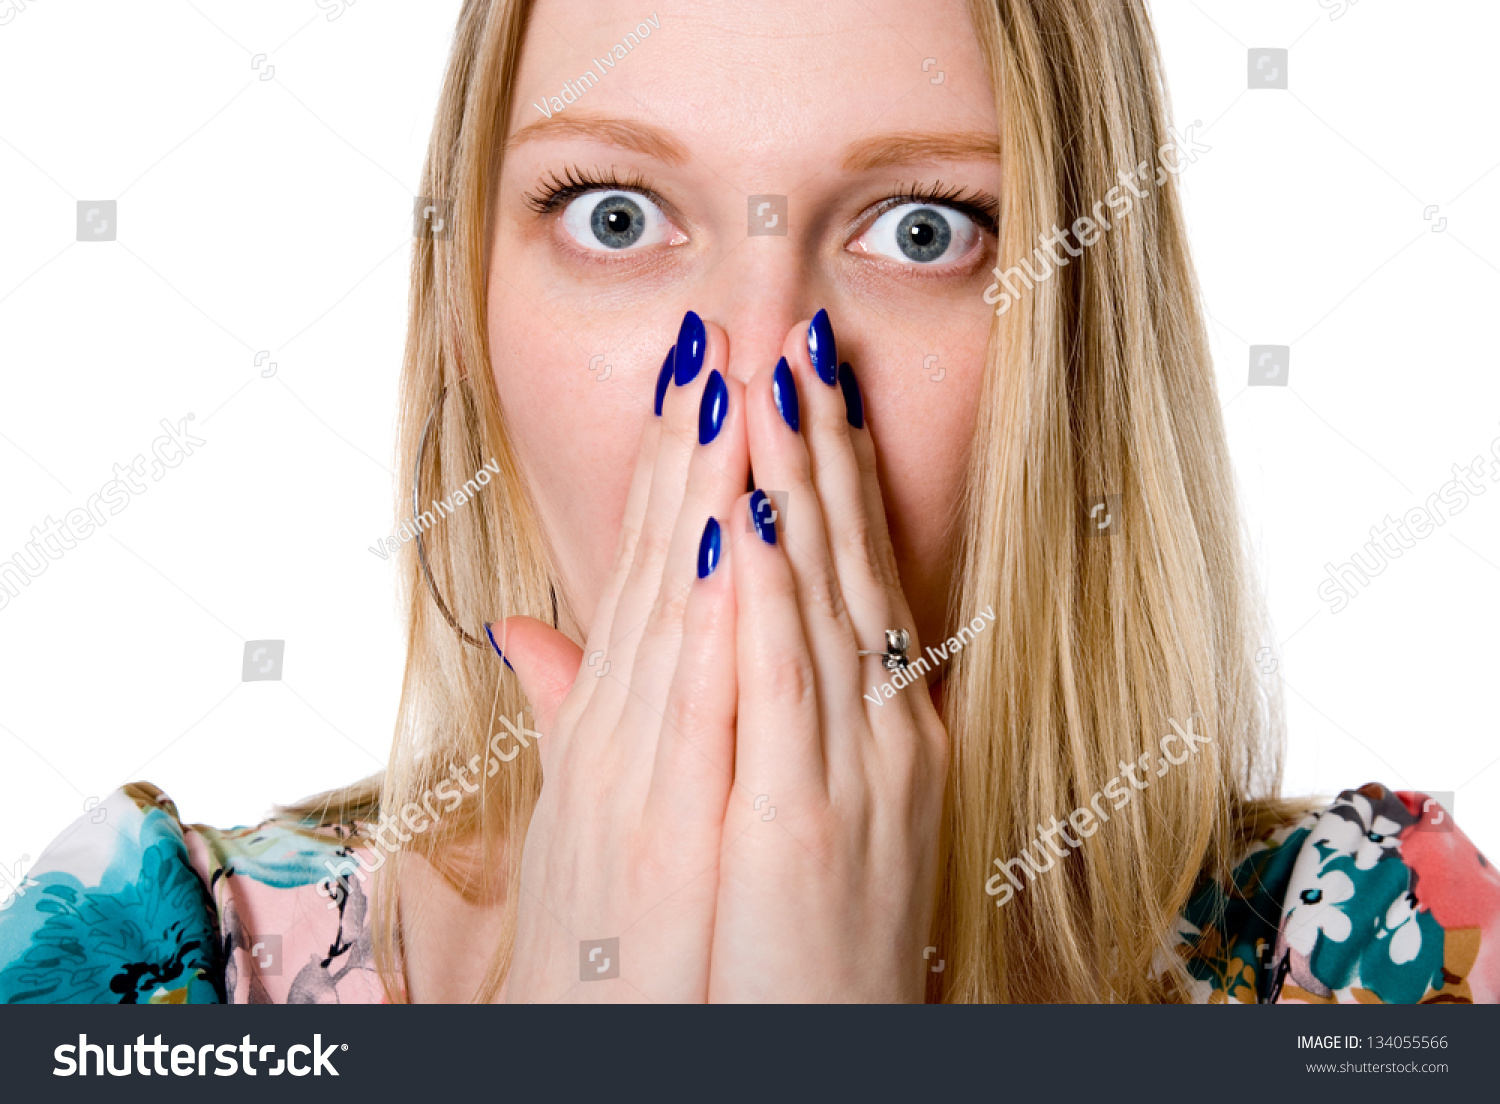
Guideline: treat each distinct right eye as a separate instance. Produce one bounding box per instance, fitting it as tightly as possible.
[559,190,682,252]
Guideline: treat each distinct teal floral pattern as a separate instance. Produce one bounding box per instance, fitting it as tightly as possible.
[1171,783,1499,1003]
[3,781,1495,1003]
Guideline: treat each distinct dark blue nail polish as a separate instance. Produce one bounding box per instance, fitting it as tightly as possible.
[837,361,863,429]
[675,310,706,385]
[484,623,515,671]
[772,356,799,432]
[749,488,777,545]
[699,370,728,444]
[808,308,837,386]
[697,516,721,578]
[654,345,675,416]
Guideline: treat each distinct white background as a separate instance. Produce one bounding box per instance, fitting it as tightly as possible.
[1,1,1495,877]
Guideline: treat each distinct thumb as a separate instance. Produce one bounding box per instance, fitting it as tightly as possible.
[486,616,582,737]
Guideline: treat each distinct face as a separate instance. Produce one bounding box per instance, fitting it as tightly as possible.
[488,0,999,647]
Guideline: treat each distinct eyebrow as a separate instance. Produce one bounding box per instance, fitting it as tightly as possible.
[506,113,688,164]
[840,132,1002,172]
[505,114,1000,175]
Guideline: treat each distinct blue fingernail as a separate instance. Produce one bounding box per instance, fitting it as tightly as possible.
[772,356,799,433]
[484,623,515,670]
[837,361,863,429]
[654,345,675,416]
[675,310,706,385]
[808,308,837,386]
[697,516,721,578]
[699,369,728,444]
[749,488,777,545]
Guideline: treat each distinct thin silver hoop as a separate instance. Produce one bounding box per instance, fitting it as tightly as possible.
[413,384,561,654]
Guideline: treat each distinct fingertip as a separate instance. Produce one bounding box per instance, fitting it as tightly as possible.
[494,615,582,732]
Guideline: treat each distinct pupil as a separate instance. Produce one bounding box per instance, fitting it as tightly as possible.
[895,207,952,263]
[590,194,647,249]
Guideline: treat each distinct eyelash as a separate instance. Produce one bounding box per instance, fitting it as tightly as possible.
[523,165,663,215]
[523,166,999,236]
[872,181,999,235]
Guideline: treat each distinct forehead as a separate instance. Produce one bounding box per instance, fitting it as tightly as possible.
[508,0,997,174]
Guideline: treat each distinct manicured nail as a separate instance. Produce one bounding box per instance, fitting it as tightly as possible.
[808,308,837,386]
[697,516,722,578]
[675,310,706,385]
[483,623,515,670]
[699,370,728,444]
[749,488,777,545]
[654,345,675,416]
[772,356,799,432]
[837,362,863,429]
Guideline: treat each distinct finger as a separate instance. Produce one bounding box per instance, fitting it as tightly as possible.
[644,515,737,825]
[741,338,863,714]
[621,363,747,752]
[585,343,675,663]
[605,312,735,693]
[494,614,583,772]
[729,491,826,792]
[785,322,903,655]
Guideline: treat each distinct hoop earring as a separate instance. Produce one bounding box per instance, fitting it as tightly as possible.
[415,384,562,659]
[414,383,488,652]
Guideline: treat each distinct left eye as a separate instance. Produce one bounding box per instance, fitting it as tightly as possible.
[560,190,678,252]
[854,203,979,265]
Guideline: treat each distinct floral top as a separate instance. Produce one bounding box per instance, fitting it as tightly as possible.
[1,782,1494,1003]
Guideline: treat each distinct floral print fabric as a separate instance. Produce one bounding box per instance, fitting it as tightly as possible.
[0,785,382,1004]
[1169,783,1499,1003]
[2,781,1494,1003]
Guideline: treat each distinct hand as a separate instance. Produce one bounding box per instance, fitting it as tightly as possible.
[497,315,748,1002]
[708,313,949,1002]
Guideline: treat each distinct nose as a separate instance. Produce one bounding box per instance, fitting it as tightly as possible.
[692,238,827,389]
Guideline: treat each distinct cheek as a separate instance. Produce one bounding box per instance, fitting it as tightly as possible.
[487,291,641,597]
[861,332,986,565]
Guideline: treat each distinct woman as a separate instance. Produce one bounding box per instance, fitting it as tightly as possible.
[3,0,1495,1005]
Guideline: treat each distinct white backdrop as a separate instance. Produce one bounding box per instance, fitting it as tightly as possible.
[2,0,1496,879]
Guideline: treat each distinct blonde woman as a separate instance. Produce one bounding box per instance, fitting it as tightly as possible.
[3,0,1495,1006]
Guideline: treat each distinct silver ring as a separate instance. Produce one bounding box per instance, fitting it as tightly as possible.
[858,628,911,671]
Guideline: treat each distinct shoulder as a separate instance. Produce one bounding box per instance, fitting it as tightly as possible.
[0,784,387,1004]
[1169,783,1500,1004]
[0,784,222,1003]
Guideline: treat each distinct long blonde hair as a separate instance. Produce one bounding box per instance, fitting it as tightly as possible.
[288,0,1290,1004]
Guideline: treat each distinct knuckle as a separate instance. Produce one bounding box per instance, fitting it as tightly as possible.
[758,653,815,710]
[800,567,849,627]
